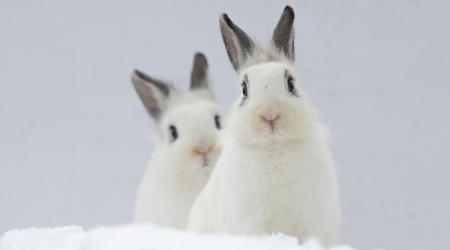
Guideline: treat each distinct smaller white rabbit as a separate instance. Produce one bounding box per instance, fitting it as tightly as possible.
[132,53,222,229]
[188,6,340,247]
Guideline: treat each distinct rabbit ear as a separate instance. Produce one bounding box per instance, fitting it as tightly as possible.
[219,13,255,72]
[190,52,210,90]
[131,70,173,121]
[273,6,295,61]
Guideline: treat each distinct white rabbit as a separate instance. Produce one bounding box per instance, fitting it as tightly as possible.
[132,53,222,230]
[188,6,341,247]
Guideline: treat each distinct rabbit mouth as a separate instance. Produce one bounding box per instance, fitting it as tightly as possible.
[202,155,209,167]
[197,153,212,167]
[268,121,275,132]
[259,115,279,135]
[264,120,278,134]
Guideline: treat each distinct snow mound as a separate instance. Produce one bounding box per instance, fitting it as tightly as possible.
[0,224,357,250]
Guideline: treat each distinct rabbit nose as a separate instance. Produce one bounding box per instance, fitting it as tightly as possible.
[195,141,210,154]
[261,104,278,121]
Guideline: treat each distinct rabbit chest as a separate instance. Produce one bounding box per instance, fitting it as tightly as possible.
[221,141,338,241]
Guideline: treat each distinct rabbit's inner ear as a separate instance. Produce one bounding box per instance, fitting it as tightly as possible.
[272,6,295,61]
[190,53,209,90]
[131,70,172,121]
[220,13,255,72]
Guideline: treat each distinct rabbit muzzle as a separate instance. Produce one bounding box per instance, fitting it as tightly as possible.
[194,141,214,167]
[260,103,279,133]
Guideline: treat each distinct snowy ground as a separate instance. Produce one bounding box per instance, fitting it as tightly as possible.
[0,225,356,250]
[1,1,449,250]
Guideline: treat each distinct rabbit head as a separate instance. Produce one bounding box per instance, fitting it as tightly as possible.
[220,6,319,148]
[131,53,221,173]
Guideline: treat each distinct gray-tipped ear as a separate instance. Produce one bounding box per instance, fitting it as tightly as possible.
[219,13,255,72]
[273,6,295,61]
[190,52,210,90]
[131,70,173,121]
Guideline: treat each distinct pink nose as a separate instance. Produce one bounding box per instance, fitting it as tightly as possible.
[261,104,278,121]
[195,141,210,154]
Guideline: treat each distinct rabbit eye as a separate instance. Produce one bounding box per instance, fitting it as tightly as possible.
[214,115,221,129]
[242,82,248,97]
[287,78,294,92]
[169,125,178,142]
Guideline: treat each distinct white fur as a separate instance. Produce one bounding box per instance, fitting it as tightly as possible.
[134,84,222,229]
[188,50,341,246]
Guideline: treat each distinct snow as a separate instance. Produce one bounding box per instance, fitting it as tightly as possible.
[0,225,357,250]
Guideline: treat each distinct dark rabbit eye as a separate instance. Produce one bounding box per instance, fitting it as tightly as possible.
[214,115,221,129]
[242,82,248,97]
[169,125,178,142]
[287,78,294,92]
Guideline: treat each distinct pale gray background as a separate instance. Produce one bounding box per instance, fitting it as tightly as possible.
[1,1,449,249]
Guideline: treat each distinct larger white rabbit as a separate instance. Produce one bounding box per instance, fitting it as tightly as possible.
[132,53,222,229]
[188,6,341,247]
